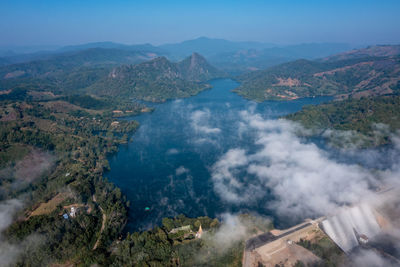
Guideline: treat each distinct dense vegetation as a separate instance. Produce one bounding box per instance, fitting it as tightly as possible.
[0,48,159,80]
[112,213,272,267]
[3,41,399,266]
[0,51,225,103]
[61,95,109,110]
[88,53,225,102]
[297,237,345,266]
[0,47,159,97]
[0,95,140,265]
[0,50,241,266]
[112,215,219,266]
[286,95,400,146]
[0,66,110,95]
[234,46,400,101]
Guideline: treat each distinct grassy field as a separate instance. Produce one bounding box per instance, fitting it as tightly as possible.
[29,192,69,217]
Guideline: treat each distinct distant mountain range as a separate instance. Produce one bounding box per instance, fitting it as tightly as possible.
[208,43,354,75]
[235,45,400,101]
[0,37,357,74]
[158,37,276,60]
[0,42,163,67]
[88,53,225,101]
[321,44,400,61]
[0,48,159,80]
[57,42,161,53]
[1,39,399,103]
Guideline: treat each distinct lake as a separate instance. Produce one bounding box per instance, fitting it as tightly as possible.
[107,79,332,232]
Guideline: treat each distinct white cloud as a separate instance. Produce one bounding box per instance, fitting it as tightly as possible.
[194,213,268,264]
[0,150,55,196]
[175,166,189,176]
[351,249,398,267]
[166,148,179,155]
[0,199,23,232]
[211,109,400,219]
[0,199,23,266]
[193,137,217,145]
[190,109,221,134]
[206,213,250,249]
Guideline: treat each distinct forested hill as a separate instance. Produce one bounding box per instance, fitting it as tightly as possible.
[0,48,162,95]
[88,53,226,102]
[0,48,160,80]
[286,95,400,147]
[322,44,400,62]
[0,50,224,102]
[234,45,400,102]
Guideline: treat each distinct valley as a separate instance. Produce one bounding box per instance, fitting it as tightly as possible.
[1,38,400,267]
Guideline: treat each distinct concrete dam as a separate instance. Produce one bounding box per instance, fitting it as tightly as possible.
[321,203,381,253]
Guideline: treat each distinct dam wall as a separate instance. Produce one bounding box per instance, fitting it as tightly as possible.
[321,203,381,253]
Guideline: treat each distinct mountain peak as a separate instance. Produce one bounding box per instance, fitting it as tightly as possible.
[191,52,204,58]
[177,53,225,82]
[188,52,208,67]
[94,54,225,100]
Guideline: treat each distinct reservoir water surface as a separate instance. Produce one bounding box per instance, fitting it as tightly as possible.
[107,79,331,231]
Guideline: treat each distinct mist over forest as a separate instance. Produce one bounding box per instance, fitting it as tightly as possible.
[1,0,400,266]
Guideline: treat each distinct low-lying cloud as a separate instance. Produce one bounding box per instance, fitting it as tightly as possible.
[0,199,23,233]
[0,149,55,266]
[175,166,189,176]
[166,148,179,155]
[201,213,250,254]
[194,213,271,264]
[0,199,23,266]
[211,110,400,220]
[190,109,221,135]
[351,248,399,267]
[0,150,55,198]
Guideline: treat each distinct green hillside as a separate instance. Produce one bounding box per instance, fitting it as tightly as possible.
[286,95,400,146]
[0,48,160,80]
[234,46,400,102]
[88,54,225,102]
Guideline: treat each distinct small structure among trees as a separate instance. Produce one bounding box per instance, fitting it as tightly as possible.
[169,225,191,234]
[69,207,77,217]
[195,225,203,238]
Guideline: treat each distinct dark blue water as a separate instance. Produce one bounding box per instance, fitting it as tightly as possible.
[107,79,332,231]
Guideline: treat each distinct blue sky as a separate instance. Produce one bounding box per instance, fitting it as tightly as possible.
[1,0,400,46]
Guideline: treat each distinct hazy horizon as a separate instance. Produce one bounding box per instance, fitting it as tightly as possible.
[0,37,368,51]
[1,0,400,47]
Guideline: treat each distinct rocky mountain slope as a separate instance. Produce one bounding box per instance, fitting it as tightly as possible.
[88,53,225,101]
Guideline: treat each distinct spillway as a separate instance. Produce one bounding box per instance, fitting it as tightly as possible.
[321,203,381,253]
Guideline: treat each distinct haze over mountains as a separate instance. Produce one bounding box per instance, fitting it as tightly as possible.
[0,37,355,74]
[1,37,399,106]
[2,36,400,267]
[1,0,400,265]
